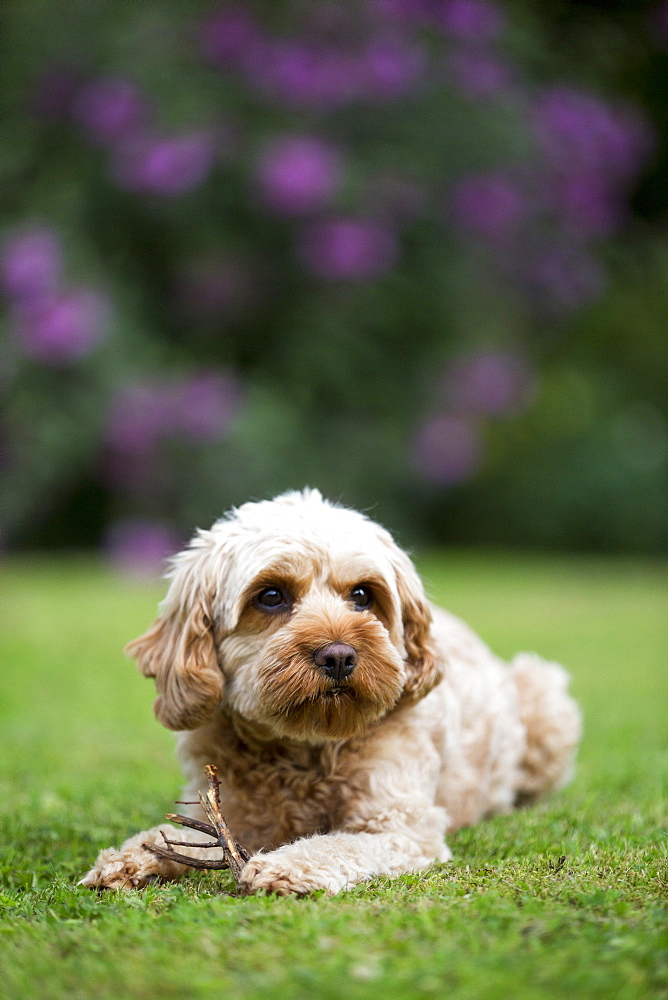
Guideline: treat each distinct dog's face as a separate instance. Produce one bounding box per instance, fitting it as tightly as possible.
[127,490,441,742]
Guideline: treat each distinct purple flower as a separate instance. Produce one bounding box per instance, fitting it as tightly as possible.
[255,135,342,215]
[451,174,527,242]
[106,382,175,456]
[443,352,536,416]
[449,49,512,100]
[72,77,149,145]
[299,217,399,281]
[257,37,426,107]
[526,244,606,311]
[112,130,215,196]
[106,371,242,454]
[414,414,483,485]
[198,7,263,67]
[360,36,426,99]
[1,227,62,301]
[531,88,653,183]
[177,371,243,441]
[439,0,505,42]
[14,288,108,364]
[552,173,622,238]
[105,519,181,578]
[254,41,360,109]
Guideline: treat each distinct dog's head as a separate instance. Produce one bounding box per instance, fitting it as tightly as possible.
[126,490,441,742]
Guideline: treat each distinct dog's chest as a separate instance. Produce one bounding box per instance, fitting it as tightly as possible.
[204,734,353,852]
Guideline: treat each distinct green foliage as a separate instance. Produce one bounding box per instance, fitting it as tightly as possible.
[1,555,666,1000]
[1,1,667,553]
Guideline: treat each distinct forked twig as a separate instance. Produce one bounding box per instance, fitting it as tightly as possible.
[199,764,251,877]
[142,764,250,885]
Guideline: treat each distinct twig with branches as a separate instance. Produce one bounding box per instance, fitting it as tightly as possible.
[143,764,250,885]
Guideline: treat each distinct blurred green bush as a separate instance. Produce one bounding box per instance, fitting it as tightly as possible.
[1,0,666,565]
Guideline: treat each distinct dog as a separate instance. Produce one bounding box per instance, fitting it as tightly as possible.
[81,489,581,895]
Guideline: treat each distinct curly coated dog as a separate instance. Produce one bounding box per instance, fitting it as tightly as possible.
[81,489,580,895]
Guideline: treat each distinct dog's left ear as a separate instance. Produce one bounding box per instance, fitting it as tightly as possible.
[389,546,443,704]
[125,538,224,731]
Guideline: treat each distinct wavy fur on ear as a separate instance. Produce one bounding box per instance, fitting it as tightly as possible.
[125,541,224,731]
[390,547,443,704]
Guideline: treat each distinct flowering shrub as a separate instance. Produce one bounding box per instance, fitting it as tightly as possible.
[1,0,666,559]
[2,228,109,364]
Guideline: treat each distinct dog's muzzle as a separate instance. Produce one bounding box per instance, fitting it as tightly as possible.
[313,642,357,683]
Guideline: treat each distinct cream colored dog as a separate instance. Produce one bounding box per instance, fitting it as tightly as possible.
[81,489,580,895]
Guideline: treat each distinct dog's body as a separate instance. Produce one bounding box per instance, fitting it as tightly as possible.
[82,490,580,895]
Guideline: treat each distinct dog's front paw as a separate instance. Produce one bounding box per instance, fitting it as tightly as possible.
[79,846,162,890]
[240,850,350,897]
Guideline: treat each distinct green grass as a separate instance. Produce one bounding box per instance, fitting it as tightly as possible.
[1,553,666,1000]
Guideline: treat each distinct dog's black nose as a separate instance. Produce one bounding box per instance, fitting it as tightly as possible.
[313,642,357,682]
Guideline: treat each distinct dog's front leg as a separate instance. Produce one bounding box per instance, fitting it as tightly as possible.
[240,813,450,896]
[79,822,221,890]
[240,730,451,896]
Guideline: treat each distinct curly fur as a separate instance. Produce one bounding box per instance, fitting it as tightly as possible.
[81,489,581,895]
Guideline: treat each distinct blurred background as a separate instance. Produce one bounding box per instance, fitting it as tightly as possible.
[2,0,667,572]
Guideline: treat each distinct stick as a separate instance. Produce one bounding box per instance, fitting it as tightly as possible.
[160,838,219,849]
[199,765,251,878]
[143,842,229,870]
[164,813,218,838]
[142,764,250,887]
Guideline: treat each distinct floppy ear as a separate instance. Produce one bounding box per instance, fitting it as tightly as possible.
[390,546,443,704]
[125,539,224,731]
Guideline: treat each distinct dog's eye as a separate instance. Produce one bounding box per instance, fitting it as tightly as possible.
[351,585,373,610]
[254,587,290,612]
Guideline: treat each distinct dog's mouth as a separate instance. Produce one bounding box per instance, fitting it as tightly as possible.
[282,684,357,712]
[321,685,356,700]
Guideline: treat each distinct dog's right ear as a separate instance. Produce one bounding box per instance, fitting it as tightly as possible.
[390,545,443,705]
[125,537,224,731]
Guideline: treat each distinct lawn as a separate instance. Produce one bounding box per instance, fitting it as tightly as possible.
[1,553,666,1000]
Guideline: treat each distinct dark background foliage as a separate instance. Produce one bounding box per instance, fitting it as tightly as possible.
[2,0,666,569]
